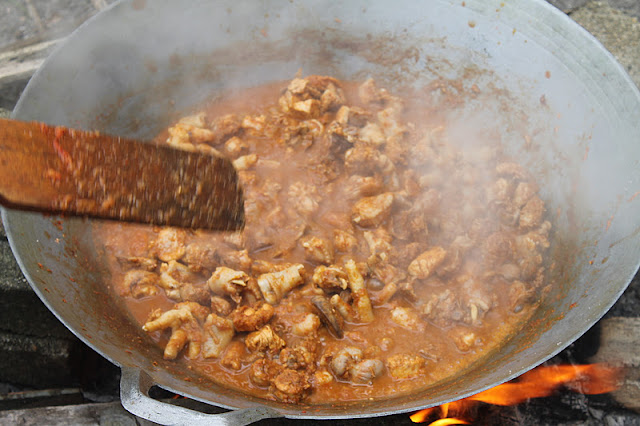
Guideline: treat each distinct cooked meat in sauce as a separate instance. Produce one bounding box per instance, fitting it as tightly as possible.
[95,75,553,404]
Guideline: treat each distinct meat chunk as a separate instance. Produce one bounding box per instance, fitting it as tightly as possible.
[301,236,334,264]
[348,359,384,384]
[203,313,234,359]
[158,260,200,301]
[389,306,425,332]
[183,242,219,273]
[256,264,305,304]
[450,328,480,352]
[210,113,241,141]
[422,289,464,327]
[408,247,447,279]
[166,113,215,148]
[272,369,311,403]
[343,175,384,200]
[345,259,374,323]
[116,256,157,272]
[288,182,320,218]
[207,267,249,304]
[333,230,358,253]
[142,302,209,360]
[121,270,158,298]
[386,353,426,379]
[351,192,394,227]
[245,325,286,353]
[231,302,275,332]
[179,283,211,306]
[291,313,321,336]
[220,341,246,371]
[312,265,348,293]
[519,196,545,229]
[153,228,186,262]
[344,144,394,175]
[329,346,363,377]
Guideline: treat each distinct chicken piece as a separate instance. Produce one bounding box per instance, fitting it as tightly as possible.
[166,113,215,148]
[370,281,398,306]
[519,195,546,229]
[272,369,311,403]
[312,265,348,292]
[496,162,530,180]
[210,113,241,141]
[486,178,515,203]
[223,232,245,250]
[245,325,286,353]
[288,182,320,218]
[279,344,316,371]
[256,264,305,304]
[249,358,281,387]
[343,175,384,200]
[224,136,249,158]
[483,232,516,266]
[207,267,249,304]
[314,370,334,386]
[344,144,394,175]
[359,122,386,146]
[422,289,464,327]
[232,154,258,171]
[116,256,157,272]
[251,260,295,276]
[159,260,200,301]
[121,270,158,298]
[363,229,393,259]
[330,293,356,322]
[509,280,536,313]
[459,278,495,325]
[291,313,321,336]
[179,283,211,306]
[333,229,358,253]
[183,242,219,273]
[231,302,275,332]
[515,221,552,279]
[351,192,394,227]
[389,306,425,331]
[513,181,538,208]
[218,249,252,272]
[335,106,372,127]
[142,302,209,360]
[358,78,400,109]
[330,346,363,377]
[345,259,374,323]
[301,236,334,264]
[450,328,480,352]
[220,341,246,371]
[408,247,447,279]
[320,82,346,112]
[202,313,234,359]
[153,228,186,262]
[349,359,385,385]
[241,114,266,133]
[210,296,233,316]
[386,353,426,380]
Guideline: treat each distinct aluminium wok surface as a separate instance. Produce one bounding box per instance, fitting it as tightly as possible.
[2,0,640,422]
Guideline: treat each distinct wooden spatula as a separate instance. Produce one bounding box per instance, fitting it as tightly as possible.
[0,118,244,231]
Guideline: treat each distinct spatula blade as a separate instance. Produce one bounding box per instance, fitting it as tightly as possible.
[0,118,244,231]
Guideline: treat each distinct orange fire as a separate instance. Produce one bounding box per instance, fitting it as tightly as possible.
[410,363,622,425]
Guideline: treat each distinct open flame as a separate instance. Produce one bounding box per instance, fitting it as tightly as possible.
[410,364,622,425]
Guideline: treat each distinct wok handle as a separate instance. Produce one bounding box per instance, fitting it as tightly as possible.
[119,367,282,426]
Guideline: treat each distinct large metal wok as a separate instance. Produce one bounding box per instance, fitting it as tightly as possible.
[3,0,640,424]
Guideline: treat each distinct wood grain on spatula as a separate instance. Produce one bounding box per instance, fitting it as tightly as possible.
[0,118,244,231]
